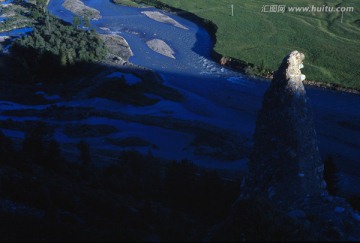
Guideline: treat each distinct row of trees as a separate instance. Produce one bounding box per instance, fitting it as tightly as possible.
[5,9,108,82]
[12,13,106,66]
[0,1,107,83]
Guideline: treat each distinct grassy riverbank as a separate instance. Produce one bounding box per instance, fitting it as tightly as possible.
[111,0,141,7]
[118,0,360,90]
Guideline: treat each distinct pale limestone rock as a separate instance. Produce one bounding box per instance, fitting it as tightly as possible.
[141,11,189,30]
[62,0,101,20]
[146,39,175,59]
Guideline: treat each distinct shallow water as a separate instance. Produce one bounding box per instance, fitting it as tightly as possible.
[0,27,33,37]
[1,0,15,5]
[48,0,243,78]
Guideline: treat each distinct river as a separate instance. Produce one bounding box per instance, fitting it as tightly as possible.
[47,0,360,196]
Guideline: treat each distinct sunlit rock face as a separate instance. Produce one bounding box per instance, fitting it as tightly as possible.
[242,50,327,207]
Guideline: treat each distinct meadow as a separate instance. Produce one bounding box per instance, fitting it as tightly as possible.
[133,0,360,89]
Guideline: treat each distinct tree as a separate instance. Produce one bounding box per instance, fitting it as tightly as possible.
[83,16,90,28]
[72,15,81,29]
[59,50,67,66]
[45,13,52,35]
[66,48,75,65]
[36,0,47,12]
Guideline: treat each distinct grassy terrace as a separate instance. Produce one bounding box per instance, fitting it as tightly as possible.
[119,0,360,90]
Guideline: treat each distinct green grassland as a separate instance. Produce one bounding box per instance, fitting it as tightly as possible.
[131,0,360,89]
[111,0,141,7]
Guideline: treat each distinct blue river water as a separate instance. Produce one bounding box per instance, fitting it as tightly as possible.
[0,27,33,37]
[47,0,239,78]
[47,0,360,194]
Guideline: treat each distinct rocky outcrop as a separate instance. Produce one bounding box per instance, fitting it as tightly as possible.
[210,51,360,241]
[146,39,175,59]
[62,0,101,20]
[241,50,327,207]
[141,11,189,30]
[100,34,133,65]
